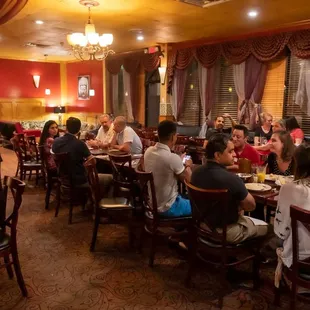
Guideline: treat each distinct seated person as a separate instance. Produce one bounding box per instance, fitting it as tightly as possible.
[191,133,268,244]
[253,119,286,152]
[52,117,92,186]
[231,125,261,169]
[110,116,142,155]
[87,114,114,148]
[144,120,192,218]
[268,131,295,176]
[198,117,212,138]
[203,113,236,148]
[39,120,59,174]
[284,116,305,146]
[254,112,273,146]
[274,143,310,269]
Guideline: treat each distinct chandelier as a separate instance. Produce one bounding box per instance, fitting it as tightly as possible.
[67,0,115,61]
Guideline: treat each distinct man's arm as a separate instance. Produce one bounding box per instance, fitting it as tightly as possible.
[176,162,192,183]
[223,113,237,127]
[239,192,256,212]
[113,142,131,153]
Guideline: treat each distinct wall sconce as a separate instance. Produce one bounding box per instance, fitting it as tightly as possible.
[158,66,167,85]
[33,75,40,88]
[45,88,51,95]
[89,89,95,96]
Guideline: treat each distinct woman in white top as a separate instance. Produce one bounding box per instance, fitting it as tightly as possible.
[274,143,310,267]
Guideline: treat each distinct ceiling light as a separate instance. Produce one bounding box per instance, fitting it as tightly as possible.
[247,10,258,18]
[35,20,44,25]
[137,34,144,41]
[67,0,114,61]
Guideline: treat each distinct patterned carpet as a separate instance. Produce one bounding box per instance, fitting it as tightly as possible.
[0,180,308,310]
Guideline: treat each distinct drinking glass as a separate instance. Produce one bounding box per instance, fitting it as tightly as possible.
[257,165,266,183]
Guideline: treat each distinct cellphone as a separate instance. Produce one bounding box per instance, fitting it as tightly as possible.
[183,155,191,164]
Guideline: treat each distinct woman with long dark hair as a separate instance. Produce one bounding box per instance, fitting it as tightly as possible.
[39,120,59,171]
[267,131,295,176]
[284,116,304,146]
[274,143,310,270]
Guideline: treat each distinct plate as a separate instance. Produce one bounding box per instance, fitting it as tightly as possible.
[236,173,252,181]
[245,183,272,192]
[265,174,277,181]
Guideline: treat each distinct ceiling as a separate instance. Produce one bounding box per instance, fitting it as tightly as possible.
[0,0,310,62]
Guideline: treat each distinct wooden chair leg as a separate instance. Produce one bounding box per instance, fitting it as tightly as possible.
[11,250,28,297]
[217,266,228,309]
[90,212,100,252]
[148,232,156,267]
[19,166,23,180]
[252,254,261,289]
[274,285,281,307]
[4,254,14,279]
[185,243,196,287]
[55,183,61,217]
[35,169,39,186]
[45,181,52,210]
[68,201,73,224]
[15,163,19,177]
[28,170,32,181]
[290,281,297,310]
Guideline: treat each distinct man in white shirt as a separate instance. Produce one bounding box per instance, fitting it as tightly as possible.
[87,114,114,148]
[144,120,192,217]
[110,116,142,154]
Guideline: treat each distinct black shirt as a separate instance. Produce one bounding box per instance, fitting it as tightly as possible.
[191,161,248,227]
[205,128,231,140]
[52,133,91,185]
[254,126,273,141]
[267,153,294,176]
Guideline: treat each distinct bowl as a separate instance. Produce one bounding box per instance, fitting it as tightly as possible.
[236,173,252,182]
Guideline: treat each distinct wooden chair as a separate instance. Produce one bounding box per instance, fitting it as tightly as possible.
[185,180,263,308]
[176,135,190,145]
[26,135,40,161]
[0,176,27,296]
[274,205,310,310]
[192,137,205,147]
[38,145,58,209]
[238,158,252,174]
[53,152,92,224]
[84,158,134,252]
[135,170,192,267]
[10,136,42,185]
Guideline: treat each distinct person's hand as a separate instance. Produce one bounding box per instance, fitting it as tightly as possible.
[87,139,96,147]
[185,159,193,168]
[223,113,231,118]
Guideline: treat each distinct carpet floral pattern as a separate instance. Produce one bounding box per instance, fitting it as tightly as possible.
[0,183,308,310]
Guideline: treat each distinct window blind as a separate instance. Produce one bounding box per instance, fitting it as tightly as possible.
[211,60,238,128]
[261,57,286,122]
[179,60,202,126]
[283,55,310,135]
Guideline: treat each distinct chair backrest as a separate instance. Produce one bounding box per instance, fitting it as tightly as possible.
[238,158,252,173]
[185,180,230,245]
[290,205,310,276]
[135,170,159,220]
[53,152,71,185]
[176,135,190,145]
[192,137,205,147]
[0,176,25,240]
[109,153,134,198]
[27,135,40,162]
[84,157,101,203]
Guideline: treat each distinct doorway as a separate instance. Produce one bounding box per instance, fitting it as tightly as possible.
[145,70,160,127]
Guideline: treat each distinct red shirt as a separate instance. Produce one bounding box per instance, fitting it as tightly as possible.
[235,143,261,165]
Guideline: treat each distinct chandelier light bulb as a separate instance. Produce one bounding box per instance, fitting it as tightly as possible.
[66,2,115,61]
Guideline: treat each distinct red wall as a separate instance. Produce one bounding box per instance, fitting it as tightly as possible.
[0,59,61,101]
[66,61,103,113]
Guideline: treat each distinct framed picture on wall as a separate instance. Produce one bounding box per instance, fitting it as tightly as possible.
[78,75,90,100]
